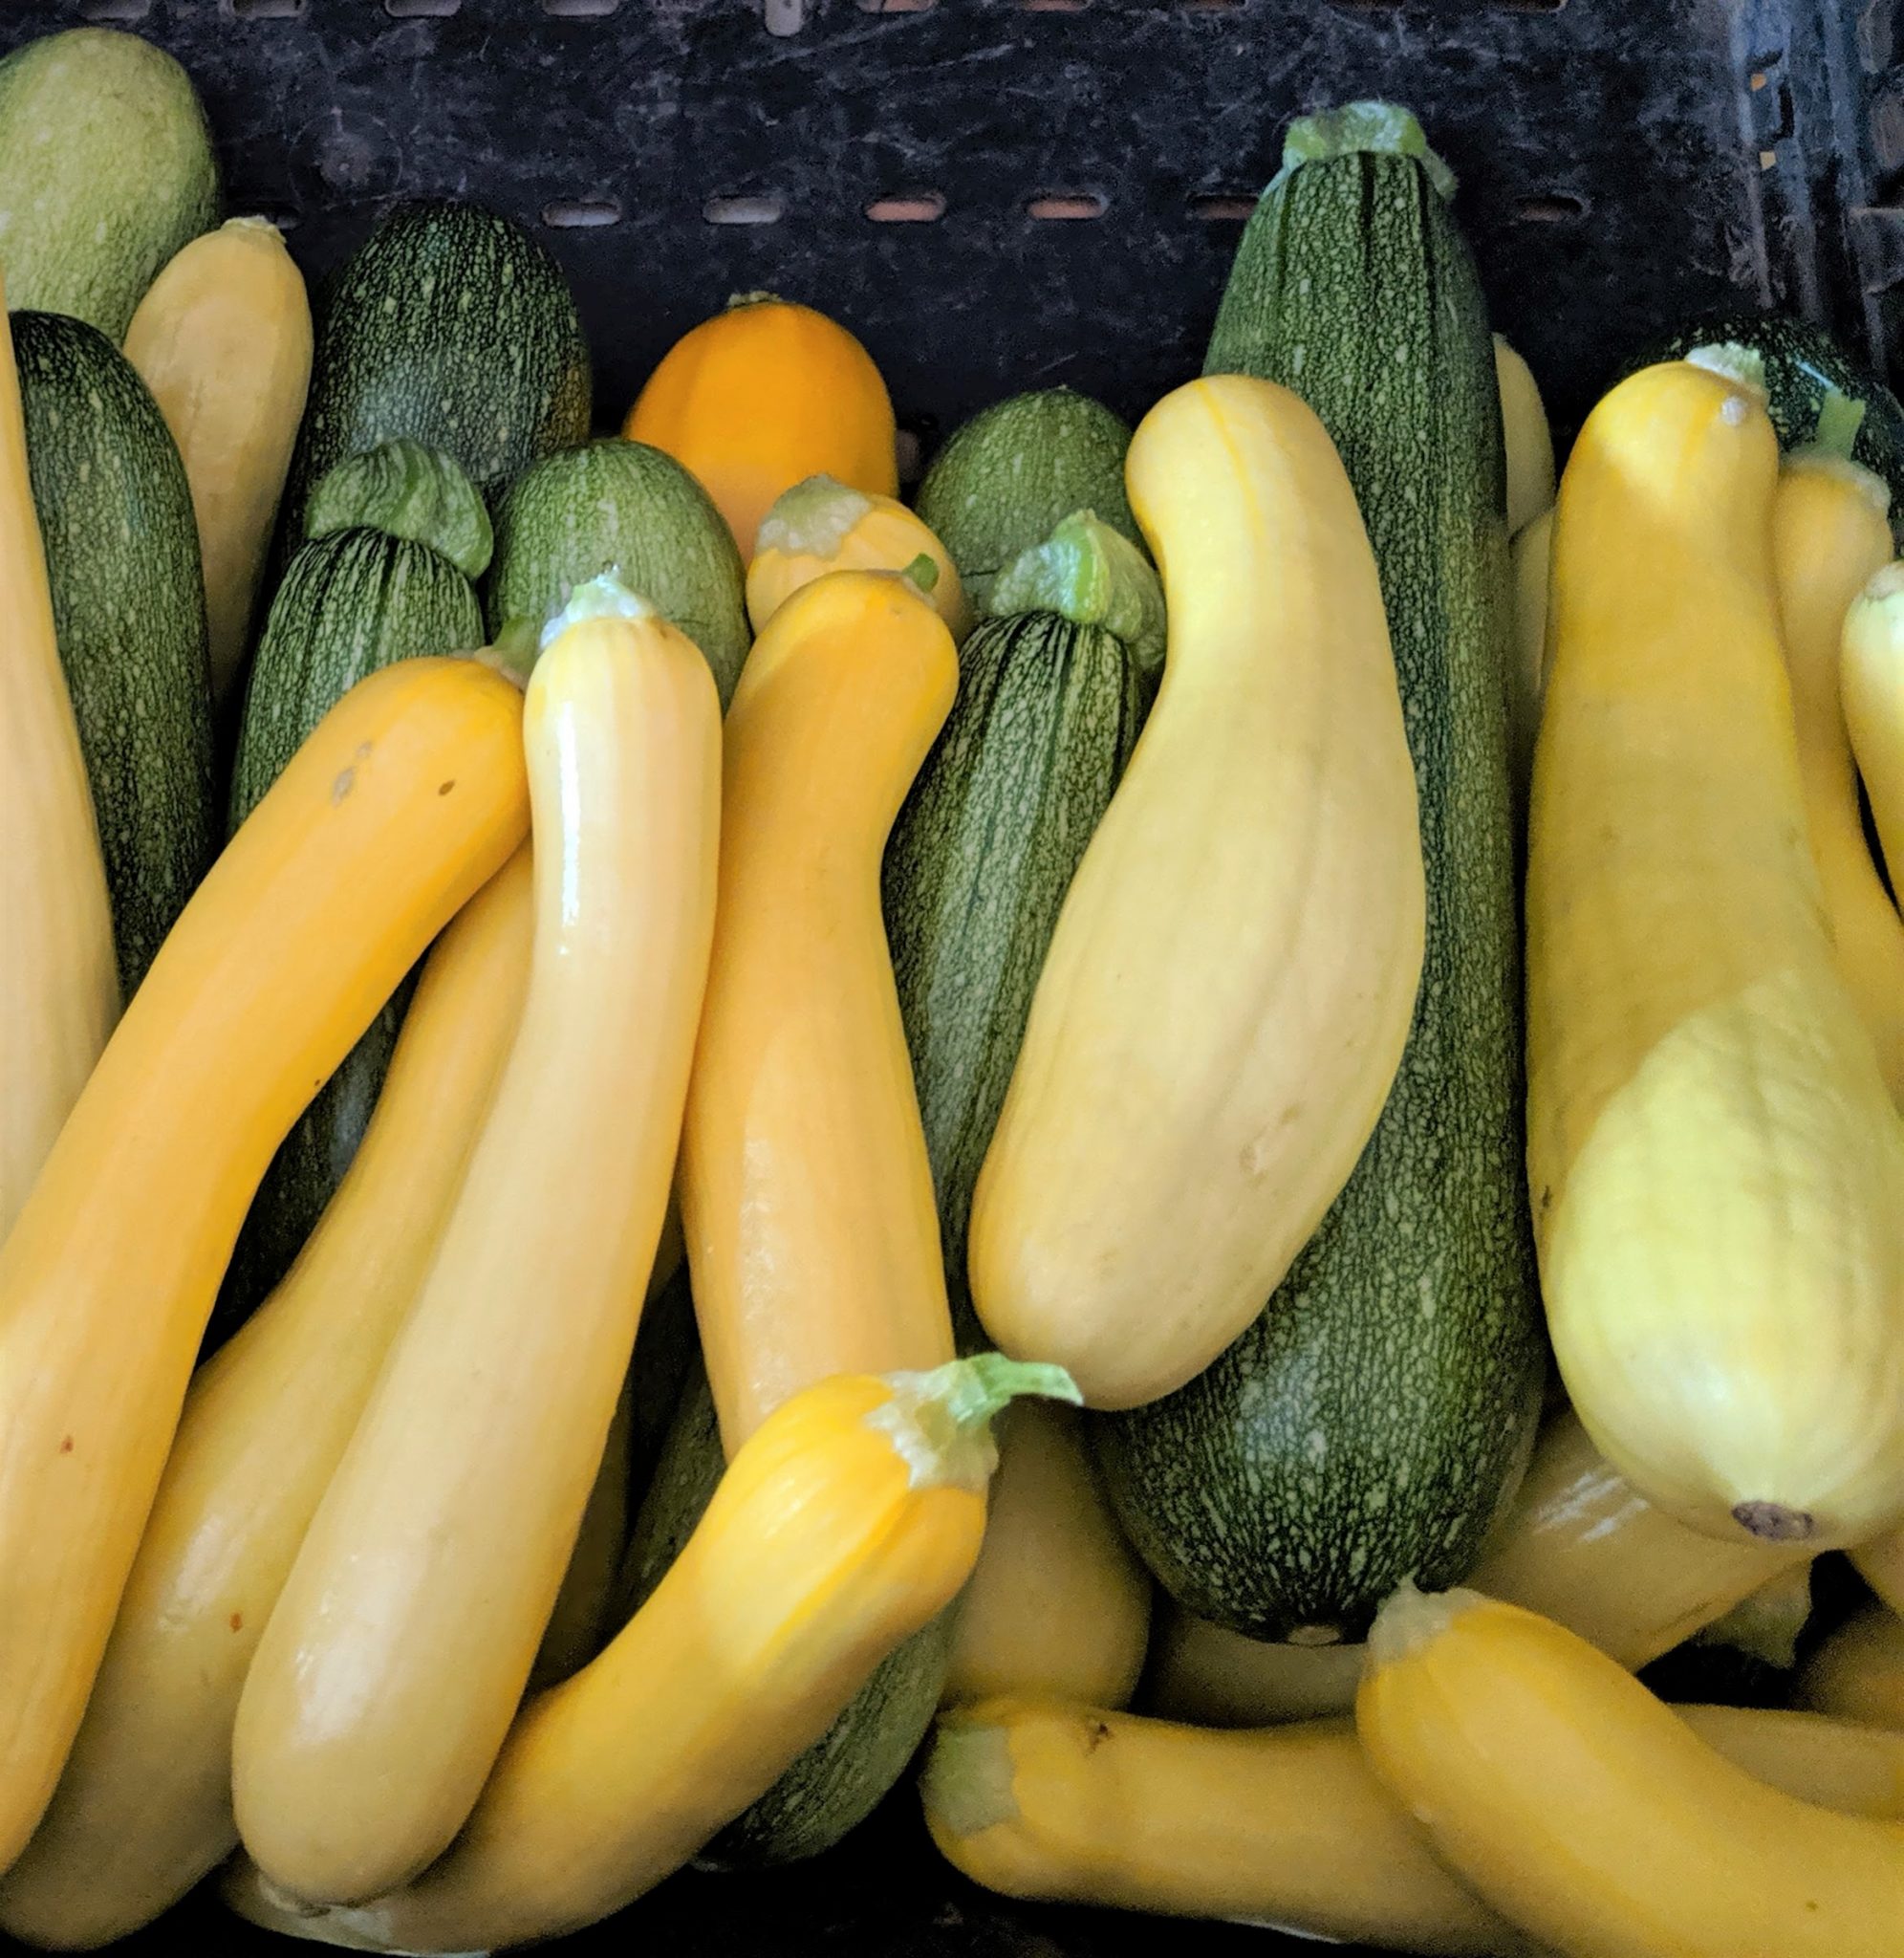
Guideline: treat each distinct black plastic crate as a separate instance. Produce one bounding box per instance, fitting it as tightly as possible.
[0,1,1894,1953]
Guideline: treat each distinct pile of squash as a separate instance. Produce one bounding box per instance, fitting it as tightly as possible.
[6,25,1904,1958]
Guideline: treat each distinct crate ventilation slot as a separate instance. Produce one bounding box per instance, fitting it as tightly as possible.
[866,192,946,223]
[228,0,306,16]
[857,0,937,11]
[543,199,622,229]
[543,0,621,12]
[705,194,785,227]
[385,0,461,14]
[1028,192,1107,220]
[81,0,153,19]
[1021,0,1091,11]
[1515,192,1590,223]
[764,0,805,32]
[1190,192,1257,221]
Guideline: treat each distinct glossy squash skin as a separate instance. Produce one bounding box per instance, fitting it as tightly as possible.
[624,295,898,563]
[233,594,720,1906]
[679,569,958,1453]
[0,851,532,1947]
[0,657,529,1879]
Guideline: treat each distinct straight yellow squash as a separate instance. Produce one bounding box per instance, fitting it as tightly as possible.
[680,569,957,1452]
[0,656,529,1879]
[1495,334,1556,536]
[234,584,720,1905]
[0,849,531,1947]
[1144,1611,1364,1727]
[223,1360,1065,1952]
[0,275,117,1243]
[1842,561,1904,891]
[1770,450,1904,1097]
[1526,356,1904,1546]
[969,374,1425,1408]
[123,216,314,706]
[1359,1584,1904,1957]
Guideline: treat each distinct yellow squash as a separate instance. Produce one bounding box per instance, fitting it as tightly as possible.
[1771,450,1904,1095]
[1494,334,1556,535]
[1855,1528,1904,1618]
[234,586,720,1906]
[123,216,314,706]
[1144,1609,1364,1727]
[1679,1705,1904,1819]
[530,1376,636,1693]
[679,569,957,1453]
[1842,561,1904,890]
[941,1402,1150,1710]
[1508,505,1552,796]
[0,657,528,1880]
[1358,1584,1904,1958]
[223,1360,1066,1953]
[0,278,117,1243]
[1799,1600,1904,1731]
[746,474,968,639]
[969,374,1425,1409]
[0,850,531,1947]
[1526,356,1904,1546]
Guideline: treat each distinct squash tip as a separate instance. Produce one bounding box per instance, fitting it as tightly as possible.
[920,1717,1020,1838]
[1279,101,1457,202]
[1367,1581,1482,1670]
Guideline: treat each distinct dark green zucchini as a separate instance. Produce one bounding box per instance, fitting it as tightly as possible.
[1095,102,1544,1644]
[916,388,1139,616]
[282,200,589,538]
[487,437,749,705]
[13,308,214,997]
[210,526,485,1344]
[617,1353,952,1866]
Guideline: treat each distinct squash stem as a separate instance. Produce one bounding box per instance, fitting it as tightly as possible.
[539,571,659,650]
[869,1355,1080,1493]
[1277,101,1458,202]
[987,511,1166,677]
[920,1719,1019,1838]
[1813,384,1870,460]
[1367,1580,1482,1669]
[1684,341,1770,406]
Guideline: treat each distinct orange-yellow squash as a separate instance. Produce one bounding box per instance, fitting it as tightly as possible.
[679,569,958,1454]
[1799,1601,1904,1731]
[233,585,720,1905]
[0,657,528,1879]
[624,295,898,564]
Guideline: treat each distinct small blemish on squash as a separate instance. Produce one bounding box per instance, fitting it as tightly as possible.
[229,1612,244,1632]
[58,1435,73,1454]
[331,766,357,803]
[438,779,456,795]
[1085,1720,1113,1752]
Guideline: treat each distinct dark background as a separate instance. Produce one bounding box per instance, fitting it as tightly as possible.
[0,1,1895,1952]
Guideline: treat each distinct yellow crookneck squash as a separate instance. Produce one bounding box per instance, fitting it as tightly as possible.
[1526,355,1904,1548]
[679,568,958,1455]
[1358,1584,1904,1958]
[0,276,118,1244]
[222,1359,1069,1954]
[0,657,529,1880]
[123,216,314,707]
[0,850,532,1947]
[233,582,721,1907]
[968,373,1425,1409]
[1770,449,1904,1098]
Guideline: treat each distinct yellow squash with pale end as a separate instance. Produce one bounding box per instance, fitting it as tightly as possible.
[222,1359,1067,1953]
[233,585,720,1907]
[1843,561,1904,895]
[1358,1584,1904,1958]
[1526,356,1904,1547]
[1494,334,1556,535]
[680,569,957,1454]
[1799,1601,1904,1732]
[0,849,532,1947]
[969,374,1425,1409]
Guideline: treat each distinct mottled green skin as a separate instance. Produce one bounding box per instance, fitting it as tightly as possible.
[305,437,493,578]
[617,1357,952,1866]
[207,530,483,1347]
[916,388,1138,618]
[14,311,213,999]
[487,438,749,705]
[0,30,218,341]
[883,614,1149,1351]
[1095,141,1544,1643]
[283,201,589,536]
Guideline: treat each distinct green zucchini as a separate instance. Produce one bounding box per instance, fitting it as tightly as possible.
[618,1353,951,1865]
[916,388,1138,615]
[13,309,213,997]
[283,200,589,536]
[1625,310,1904,520]
[305,438,493,578]
[487,437,749,705]
[1095,102,1544,1643]
[0,29,218,340]
[883,546,1154,1350]
[211,528,485,1343]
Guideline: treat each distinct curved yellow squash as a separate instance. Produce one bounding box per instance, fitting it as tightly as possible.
[1771,451,1904,1097]
[0,657,528,1879]
[1842,562,1904,894]
[0,850,530,1947]
[680,569,957,1453]
[0,279,118,1243]
[234,593,720,1906]
[1526,358,1904,1547]
[1144,1610,1364,1727]
[1799,1600,1904,1731]
[941,1402,1150,1711]
[1856,1528,1904,1618]
[1358,1585,1904,1958]
[223,1360,1052,1953]
[969,374,1425,1409]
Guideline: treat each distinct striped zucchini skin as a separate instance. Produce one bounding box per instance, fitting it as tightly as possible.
[283,201,589,536]
[618,1356,951,1866]
[14,310,214,998]
[212,530,484,1343]
[883,613,1149,1349]
[1096,114,1543,1643]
